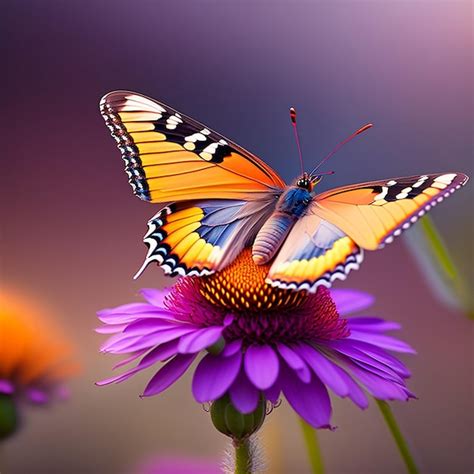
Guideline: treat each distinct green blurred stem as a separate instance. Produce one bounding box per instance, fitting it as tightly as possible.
[376,400,419,474]
[420,215,457,279]
[419,216,472,318]
[234,438,250,474]
[299,418,324,474]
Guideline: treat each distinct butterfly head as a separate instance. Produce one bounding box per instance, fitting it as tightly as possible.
[296,170,335,190]
[296,172,313,191]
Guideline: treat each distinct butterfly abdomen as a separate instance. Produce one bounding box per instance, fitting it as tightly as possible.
[252,212,296,265]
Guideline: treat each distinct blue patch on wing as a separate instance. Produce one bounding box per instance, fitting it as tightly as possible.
[198,200,252,246]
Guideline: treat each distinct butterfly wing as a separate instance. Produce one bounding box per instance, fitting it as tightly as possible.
[135,197,277,278]
[100,91,285,202]
[312,173,468,249]
[266,173,468,292]
[266,214,363,292]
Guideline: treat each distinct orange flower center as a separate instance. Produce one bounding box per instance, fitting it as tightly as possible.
[199,248,308,312]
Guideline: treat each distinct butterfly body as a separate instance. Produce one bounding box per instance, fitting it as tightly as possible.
[100,91,469,292]
[252,181,314,264]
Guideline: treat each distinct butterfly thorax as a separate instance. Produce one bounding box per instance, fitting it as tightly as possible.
[276,185,313,218]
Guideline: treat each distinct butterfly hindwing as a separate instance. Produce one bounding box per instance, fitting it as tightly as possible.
[266,213,363,292]
[312,173,469,250]
[100,91,285,202]
[135,198,277,278]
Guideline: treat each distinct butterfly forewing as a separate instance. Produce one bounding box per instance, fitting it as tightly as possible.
[100,91,285,203]
[313,173,469,249]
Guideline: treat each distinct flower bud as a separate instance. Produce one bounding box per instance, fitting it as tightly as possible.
[0,394,19,440]
[210,394,266,441]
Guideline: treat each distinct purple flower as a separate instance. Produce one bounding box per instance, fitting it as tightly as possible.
[97,250,415,429]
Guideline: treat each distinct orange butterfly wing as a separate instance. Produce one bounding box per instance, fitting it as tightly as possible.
[100,91,285,202]
[312,173,468,249]
[266,173,468,292]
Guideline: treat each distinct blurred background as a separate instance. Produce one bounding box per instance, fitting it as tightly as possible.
[2,1,473,473]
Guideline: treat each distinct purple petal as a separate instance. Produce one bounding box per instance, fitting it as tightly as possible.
[139,288,169,307]
[143,353,197,397]
[335,368,369,409]
[348,317,401,333]
[222,339,242,357]
[104,326,197,354]
[97,303,171,323]
[244,345,279,390]
[123,319,184,336]
[95,324,128,334]
[27,388,49,404]
[350,358,404,384]
[281,364,332,429]
[348,331,416,354]
[295,344,369,408]
[97,340,180,386]
[100,333,142,353]
[296,343,349,397]
[347,362,412,401]
[229,369,260,414]
[325,339,411,378]
[0,380,14,394]
[98,302,155,316]
[192,351,242,402]
[112,349,149,370]
[178,327,224,354]
[276,343,311,383]
[331,289,374,315]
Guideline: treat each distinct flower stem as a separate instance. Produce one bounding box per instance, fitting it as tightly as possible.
[419,216,473,318]
[234,438,250,474]
[375,400,419,474]
[299,418,324,474]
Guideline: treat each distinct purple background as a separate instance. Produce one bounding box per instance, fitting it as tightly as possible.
[3,1,472,473]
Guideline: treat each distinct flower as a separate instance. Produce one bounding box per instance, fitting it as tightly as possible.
[97,249,415,429]
[0,288,77,411]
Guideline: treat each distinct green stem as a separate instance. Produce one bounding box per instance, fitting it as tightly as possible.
[376,400,419,474]
[419,215,457,279]
[234,438,250,474]
[419,216,472,317]
[299,418,324,474]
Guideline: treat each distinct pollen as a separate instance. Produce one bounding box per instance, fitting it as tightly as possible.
[199,248,308,312]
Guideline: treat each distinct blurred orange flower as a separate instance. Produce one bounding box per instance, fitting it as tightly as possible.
[0,287,79,405]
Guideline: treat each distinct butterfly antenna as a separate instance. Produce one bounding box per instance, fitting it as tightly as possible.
[310,123,373,175]
[290,107,304,175]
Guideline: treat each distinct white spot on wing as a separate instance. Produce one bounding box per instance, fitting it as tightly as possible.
[435,173,456,185]
[374,186,388,201]
[185,132,207,143]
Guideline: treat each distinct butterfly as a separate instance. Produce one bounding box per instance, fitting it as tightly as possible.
[100,91,469,292]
